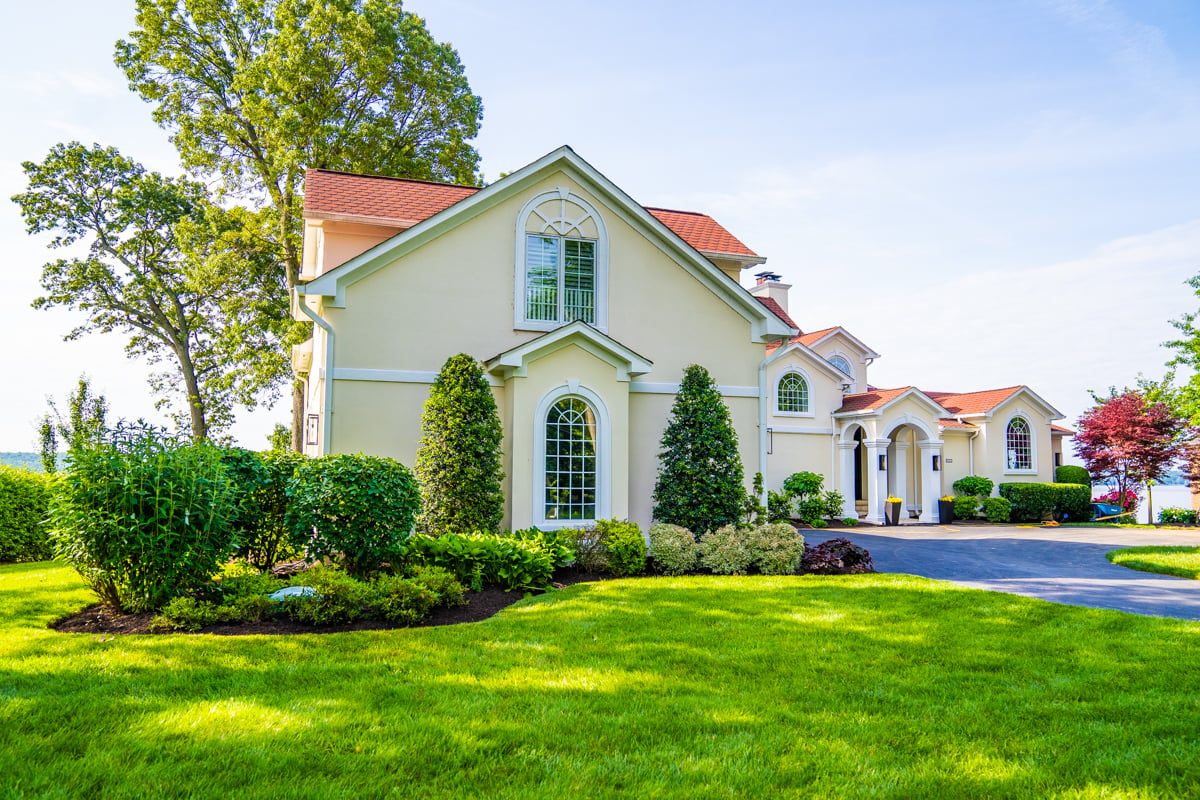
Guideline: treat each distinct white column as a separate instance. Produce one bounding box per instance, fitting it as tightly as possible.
[838,440,858,519]
[893,441,910,519]
[864,438,890,525]
[918,441,944,523]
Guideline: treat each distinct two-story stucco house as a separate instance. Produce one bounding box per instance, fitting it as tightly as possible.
[292,146,1070,530]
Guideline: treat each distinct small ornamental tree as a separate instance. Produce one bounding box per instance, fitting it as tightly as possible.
[1074,390,1191,522]
[416,354,505,534]
[653,364,745,535]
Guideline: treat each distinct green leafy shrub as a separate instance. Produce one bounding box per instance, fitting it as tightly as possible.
[1159,508,1198,525]
[1055,465,1091,487]
[287,453,418,577]
[151,596,223,632]
[406,565,467,608]
[0,466,53,563]
[49,423,237,611]
[952,495,979,519]
[567,526,610,574]
[783,471,824,497]
[823,490,845,521]
[281,565,371,625]
[370,573,438,624]
[415,354,505,534]
[742,473,767,525]
[647,523,698,575]
[766,490,793,522]
[697,525,753,575]
[408,532,556,591]
[998,482,1090,522]
[953,476,994,498]
[841,517,859,527]
[983,496,1012,523]
[221,448,304,571]
[600,519,647,577]
[653,365,744,534]
[510,527,575,570]
[796,498,827,525]
[746,522,805,575]
[1055,484,1092,522]
[809,519,828,529]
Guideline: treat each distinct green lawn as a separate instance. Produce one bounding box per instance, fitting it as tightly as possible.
[1107,546,1200,580]
[3,562,1200,799]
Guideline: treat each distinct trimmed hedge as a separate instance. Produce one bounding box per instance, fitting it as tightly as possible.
[998,482,1091,522]
[407,530,570,591]
[952,476,994,498]
[0,466,53,563]
[1055,465,1091,487]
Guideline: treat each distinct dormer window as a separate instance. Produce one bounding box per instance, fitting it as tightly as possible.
[828,355,852,376]
[516,188,609,331]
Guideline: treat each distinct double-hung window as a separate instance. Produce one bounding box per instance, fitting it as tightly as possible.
[525,234,596,324]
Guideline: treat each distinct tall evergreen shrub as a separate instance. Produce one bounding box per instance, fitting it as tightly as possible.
[652,364,745,535]
[0,466,53,563]
[416,354,505,533]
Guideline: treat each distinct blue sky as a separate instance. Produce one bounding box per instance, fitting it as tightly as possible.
[2,0,1199,453]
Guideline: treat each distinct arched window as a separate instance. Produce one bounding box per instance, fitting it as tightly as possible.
[1006,417,1033,470]
[828,355,852,376]
[516,189,609,331]
[544,397,598,521]
[777,373,810,414]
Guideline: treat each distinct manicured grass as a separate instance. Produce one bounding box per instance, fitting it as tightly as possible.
[4,562,1200,799]
[1107,546,1200,580]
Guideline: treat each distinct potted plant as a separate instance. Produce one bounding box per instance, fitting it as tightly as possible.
[885,496,903,526]
[938,496,955,524]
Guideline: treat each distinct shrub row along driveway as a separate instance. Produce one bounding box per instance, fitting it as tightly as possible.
[840,524,1200,620]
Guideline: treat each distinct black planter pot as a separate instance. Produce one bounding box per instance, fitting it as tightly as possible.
[938,499,955,524]
[886,502,902,526]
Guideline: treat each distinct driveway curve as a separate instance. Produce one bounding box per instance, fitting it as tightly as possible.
[838,524,1200,620]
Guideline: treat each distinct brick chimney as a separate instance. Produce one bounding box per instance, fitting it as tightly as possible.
[749,271,791,314]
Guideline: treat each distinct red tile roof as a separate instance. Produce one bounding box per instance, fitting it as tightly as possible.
[924,387,1023,415]
[837,387,915,413]
[644,207,759,258]
[938,418,977,430]
[305,169,479,226]
[754,297,799,331]
[766,325,842,353]
[1051,424,1075,435]
[303,169,761,260]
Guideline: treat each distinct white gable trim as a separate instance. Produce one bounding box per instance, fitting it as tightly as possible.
[949,387,1064,422]
[805,327,881,359]
[834,387,950,421]
[774,342,856,384]
[297,146,794,341]
[485,320,652,381]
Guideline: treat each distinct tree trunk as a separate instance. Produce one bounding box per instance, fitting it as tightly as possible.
[176,347,208,441]
[292,378,305,453]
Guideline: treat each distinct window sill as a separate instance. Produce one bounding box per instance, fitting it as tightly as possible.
[774,411,815,418]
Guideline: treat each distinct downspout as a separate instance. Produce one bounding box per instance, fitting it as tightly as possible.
[962,416,979,476]
[297,290,335,455]
[758,340,794,504]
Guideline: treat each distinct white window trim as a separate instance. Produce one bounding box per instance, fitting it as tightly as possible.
[1003,413,1037,474]
[533,383,612,530]
[826,350,855,382]
[514,188,609,333]
[774,367,814,418]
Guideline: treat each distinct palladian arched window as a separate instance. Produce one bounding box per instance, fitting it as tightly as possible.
[777,373,810,414]
[544,397,598,521]
[1006,417,1033,470]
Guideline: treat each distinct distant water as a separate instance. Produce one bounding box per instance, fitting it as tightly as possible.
[1094,484,1194,524]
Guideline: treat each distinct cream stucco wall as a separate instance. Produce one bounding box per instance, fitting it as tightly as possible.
[973,394,1057,489]
[809,333,871,393]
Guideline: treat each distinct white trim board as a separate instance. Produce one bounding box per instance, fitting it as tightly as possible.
[629,382,758,398]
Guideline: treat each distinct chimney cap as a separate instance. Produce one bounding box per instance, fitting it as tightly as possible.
[754,270,783,284]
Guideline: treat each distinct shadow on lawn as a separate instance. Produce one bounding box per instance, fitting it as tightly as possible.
[2,573,1199,798]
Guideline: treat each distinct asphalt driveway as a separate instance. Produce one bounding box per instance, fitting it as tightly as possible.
[838,524,1200,620]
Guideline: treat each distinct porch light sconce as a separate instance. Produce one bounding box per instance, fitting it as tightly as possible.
[932,455,940,471]
[878,454,887,471]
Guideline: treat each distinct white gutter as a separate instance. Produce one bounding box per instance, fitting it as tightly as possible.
[758,342,794,503]
[962,416,980,476]
[297,292,335,455]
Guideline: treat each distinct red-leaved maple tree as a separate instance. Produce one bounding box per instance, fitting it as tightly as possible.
[1074,390,1191,521]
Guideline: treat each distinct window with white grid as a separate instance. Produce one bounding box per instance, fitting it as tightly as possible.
[543,397,597,521]
[777,373,809,414]
[1006,417,1032,470]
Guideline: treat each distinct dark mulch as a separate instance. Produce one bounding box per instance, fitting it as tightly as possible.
[49,542,873,637]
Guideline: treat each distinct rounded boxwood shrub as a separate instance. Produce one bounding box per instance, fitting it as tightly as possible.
[697,525,753,575]
[599,519,646,577]
[952,495,979,519]
[49,423,238,611]
[647,523,698,575]
[952,476,994,498]
[983,496,1012,523]
[287,453,419,577]
[1055,465,1091,487]
[0,466,53,563]
[415,354,505,534]
[746,522,805,575]
[653,365,744,535]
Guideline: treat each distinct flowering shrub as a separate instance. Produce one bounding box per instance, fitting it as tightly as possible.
[1095,488,1139,512]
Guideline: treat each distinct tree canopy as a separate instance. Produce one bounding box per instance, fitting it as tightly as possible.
[13,142,288,441]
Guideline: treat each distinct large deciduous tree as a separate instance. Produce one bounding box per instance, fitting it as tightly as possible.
[653,365,745,535]
[415,354,505,534]
[1074,390,1190,522]
[13,142,288,441]
[116,0,485,449]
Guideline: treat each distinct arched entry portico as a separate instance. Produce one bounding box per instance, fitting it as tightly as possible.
[837,412,944,525]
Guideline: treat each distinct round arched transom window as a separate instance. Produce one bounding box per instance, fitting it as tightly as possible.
[828,355,852,376]
[544,397,598,521]
[777,373,810,414]
[1006,417,1032,470]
